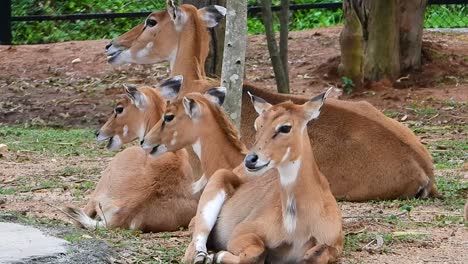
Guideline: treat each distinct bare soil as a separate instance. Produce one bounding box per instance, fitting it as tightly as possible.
[0,27,467,263]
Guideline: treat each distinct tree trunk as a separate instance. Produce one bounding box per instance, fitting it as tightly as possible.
[399,0,427,72]
[340,0,426,86]
[338,0,364,88]
[364,0,400,81]
[220,0,247,129]
[279,0,290,87]
[181,0,226,77]
[260,0,289,94]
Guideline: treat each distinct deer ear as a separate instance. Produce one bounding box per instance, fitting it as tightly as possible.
[158,75,183,101]
[198,5,227,28]
[124,85,147,109]
[204,86,226,106]
[302,87,332,122]
[166,0,186,30]
[248,91,272,115]
[183,97,201,119]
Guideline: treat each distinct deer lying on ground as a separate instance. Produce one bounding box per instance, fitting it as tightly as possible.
[65,77,198,232]
[141,87,343,263]
[106,1,439,201]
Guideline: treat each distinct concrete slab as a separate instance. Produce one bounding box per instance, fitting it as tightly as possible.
[0,222,68,263]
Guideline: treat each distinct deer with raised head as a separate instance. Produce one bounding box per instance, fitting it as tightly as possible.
[141,87,343,263]
[106,1,439,201]
[65,77,198,232]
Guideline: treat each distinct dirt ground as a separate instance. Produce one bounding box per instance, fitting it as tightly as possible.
[1,27,467,263]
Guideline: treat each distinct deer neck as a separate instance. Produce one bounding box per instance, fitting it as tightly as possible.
[192,118,245,177]
[139,92,166,141]
[277,132,326,234]
[171,20,208,83]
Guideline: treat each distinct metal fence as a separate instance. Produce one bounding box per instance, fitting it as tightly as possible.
[1,0,467,45]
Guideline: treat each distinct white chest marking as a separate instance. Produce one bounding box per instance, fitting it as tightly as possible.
[284,195,297,233]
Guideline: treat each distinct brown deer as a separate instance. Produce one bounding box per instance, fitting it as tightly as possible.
[141,87,343,263]
[108,1,439,201]
[65,77,198,232]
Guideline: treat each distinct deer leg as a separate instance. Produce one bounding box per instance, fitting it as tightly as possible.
[183,169,243,264]
[302,243,341,264]
[213,231,266,264]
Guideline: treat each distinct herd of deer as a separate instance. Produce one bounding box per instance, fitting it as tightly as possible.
[61,1,463,263]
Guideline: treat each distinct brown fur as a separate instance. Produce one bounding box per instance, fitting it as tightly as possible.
[110,3,438,201]
[66,86,198,232]
[142,92,343,263]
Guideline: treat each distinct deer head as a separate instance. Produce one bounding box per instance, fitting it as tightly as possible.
[96,75,183,150]
[105,1,226,65]
[140,86,226,156]
[244,89,332,177]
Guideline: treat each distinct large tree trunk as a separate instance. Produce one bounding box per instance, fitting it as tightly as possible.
[340,0,427,86]
[220,0,247,129]
[260,0,290,94]
[182,0,226,77]
[338,0,364,87]
[399,0,427,71]
[364,0,400,81]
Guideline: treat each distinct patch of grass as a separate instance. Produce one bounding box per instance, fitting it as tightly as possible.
[409,103,439,118]
[0,126,112,158]
[429,139,467,169]
[383,110,399,119]
[0,187,16,195]
[72,181,96,198]
[62,230,87,243]
[345,231,371,253]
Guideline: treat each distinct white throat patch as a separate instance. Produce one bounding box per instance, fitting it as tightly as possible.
[278,159,301,187]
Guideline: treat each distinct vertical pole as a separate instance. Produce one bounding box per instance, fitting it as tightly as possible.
[220,0,247,130]
[0,0,12,45]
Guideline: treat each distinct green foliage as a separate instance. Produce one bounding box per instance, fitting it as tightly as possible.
[425,4,468,28]
[341,76,354,94]
[12,0,166,44]
[12,1,466,44]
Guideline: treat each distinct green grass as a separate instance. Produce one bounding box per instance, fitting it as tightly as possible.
[429,139,467,169]
[0,125,111,158]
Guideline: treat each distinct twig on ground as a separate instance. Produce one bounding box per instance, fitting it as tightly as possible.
[98,202,108,227]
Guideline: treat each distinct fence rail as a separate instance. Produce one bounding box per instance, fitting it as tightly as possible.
[2,0,467,44]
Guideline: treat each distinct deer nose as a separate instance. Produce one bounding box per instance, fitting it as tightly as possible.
[245,153,259,170]
[105,42,112,50]
[95,130,100,137]
[140,140,145,146]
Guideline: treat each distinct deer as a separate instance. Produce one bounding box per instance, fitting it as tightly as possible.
[64,76,199,232]
[141,87,343,263]
[105,1,439,201]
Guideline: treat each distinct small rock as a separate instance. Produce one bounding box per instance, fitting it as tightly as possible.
[0,144,8,157]
[71,58,82,64]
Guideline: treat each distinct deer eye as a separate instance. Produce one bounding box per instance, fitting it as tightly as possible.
[278,125,292,134]
[146,19,157,27]
[164,114,175,122]
[115,106,124,114]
